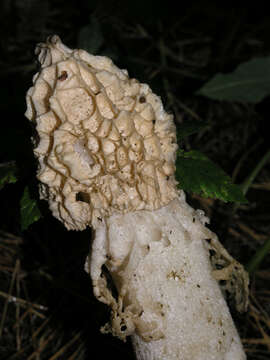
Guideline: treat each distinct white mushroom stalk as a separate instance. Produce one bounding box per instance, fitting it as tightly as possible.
[25,35,249,360]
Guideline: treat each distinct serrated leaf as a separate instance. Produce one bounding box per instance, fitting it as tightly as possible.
[0,161,17,190]
[177,120,208,141]
[196,57,270,103]
[175,150,247,203]
[20,187,41,231]
[78,17,104,54]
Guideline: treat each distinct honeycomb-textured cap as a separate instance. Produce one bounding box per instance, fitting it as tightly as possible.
[25,35,179,229]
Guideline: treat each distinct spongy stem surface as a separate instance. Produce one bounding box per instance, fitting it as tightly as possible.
[89,194,246,360]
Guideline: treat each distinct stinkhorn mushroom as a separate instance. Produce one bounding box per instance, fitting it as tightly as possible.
[25,35,249,360]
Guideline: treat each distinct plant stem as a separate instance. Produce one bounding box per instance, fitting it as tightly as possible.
[241,148,270,196]
[246,237,270,275]
[232,148,270,215]
[234,149,270,275]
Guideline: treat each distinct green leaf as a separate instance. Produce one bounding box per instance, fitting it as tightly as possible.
[20,187,41,231]
[177,120,208,141]
[78,17,104,54]
[175,150,248,203]
[196,57,270,103]
[0,161,17,190]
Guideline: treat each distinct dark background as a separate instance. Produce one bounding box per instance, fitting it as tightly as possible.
[0,1,270,359]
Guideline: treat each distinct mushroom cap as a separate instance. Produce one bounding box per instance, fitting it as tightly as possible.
[25,35,179,230]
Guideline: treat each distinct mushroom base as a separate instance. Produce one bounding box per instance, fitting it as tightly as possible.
[86,192,248,360]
